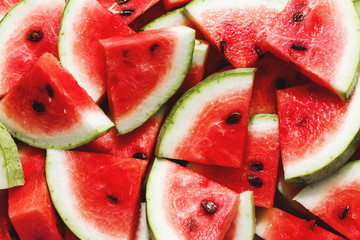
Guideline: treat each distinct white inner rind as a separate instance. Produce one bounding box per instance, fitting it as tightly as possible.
[157,69,255,159]
[0,108,114,150]
[142,8,188,31]
[284,75,360,182]
[294,160,360,211]
[135,203,150,240]
[192,40,209,66]
[0,153,8,189]
[146,158,180,239]
[46,150,128,240]
[114,26,195,134]
[248,114,278,133]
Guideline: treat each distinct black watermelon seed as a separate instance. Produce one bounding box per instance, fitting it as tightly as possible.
[26,30,43,42]
[291,44,307,51]
[119,8,135,16]
[254,45,263,59]
[133,152,148,160]
[186,218,196,231]
[338,206,349,219]
[46,84,54,98]
[220,40,226,55]
[275,78,286,90]
[248,161,264,172]
[32,101,45,113]
[150,43,159,53]
[247,175,263,188]
[225,112,242,125]
[201,200,218,214]
[116,0,130,4]
[293,13,304,22]
[107,194,119,204]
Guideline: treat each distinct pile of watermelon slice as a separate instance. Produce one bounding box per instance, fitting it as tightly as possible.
[1,0,360,238]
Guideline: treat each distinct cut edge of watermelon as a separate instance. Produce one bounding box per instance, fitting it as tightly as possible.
[156,68,255,160]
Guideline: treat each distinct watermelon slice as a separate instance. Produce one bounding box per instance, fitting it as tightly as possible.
[256,208,343,239]
[146,158,240,240]
[0,121,24,189]
[184,0,288,68]
[265,0,360,99]
[0,53,114,150]
[277,82,360,185]
[0,190,19,240]
[8,144,63,240]
[100,26,195,134]
[46,150,146,240]
[59,0,135,102]
[188,114,280,208]
[294,160,360,240]
[0,0,64,97]
[156,69,254,168]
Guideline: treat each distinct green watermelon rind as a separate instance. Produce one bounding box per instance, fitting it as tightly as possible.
[141,7,188,31]
[0,121,24,189]
[156,68,255,160]
[110,26,195,135]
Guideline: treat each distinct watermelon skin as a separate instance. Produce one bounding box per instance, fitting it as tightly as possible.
[277,82,360,185]
[0,0,64,97]
[184,0,288,68]
[188,114,280,208]
[0,190,19,240]
[265,0,360,99]
[0,53,114,150]
[157,69,254,168]
[46,150,146,240]
[101,26,195,134]
[59,0,135,102]
[294,160,360,240]
[146,158,240,240]
[8,144,63,240]
[256,208,344,240]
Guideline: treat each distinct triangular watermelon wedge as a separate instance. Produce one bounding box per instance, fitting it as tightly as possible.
[265,0,360,99]
[0,53,114,150]
[146,158,240,240]
[100,26,195,134]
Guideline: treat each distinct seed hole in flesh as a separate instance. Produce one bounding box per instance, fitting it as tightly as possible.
[119,8,135,16]
[291,44,307,52]
[133,152,148,160]
[225,112,242,125]
[248,162,264,172]
[220,40,226,55]
[26,30,43,42]
[247,175,263,188]
[293,13,304,22]
[150,43,159,53]
[201,200,218,214]
[107,194,119,204]
[296,117,307,127]
[32,101,45,113]
[254,45,263,59]
[338,206,349,219]
[8,226,19,239]
[116,0,130,4]
[185,218,196,231]
[275,78,286,90]
[46,84,54,98]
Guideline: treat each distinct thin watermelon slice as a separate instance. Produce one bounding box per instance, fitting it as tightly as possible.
[97,0,160,25]
[256,208,343,240]
[184,0,288,68]
[59,0,135,102]
[0,53,114,150]
[188,114,280,208]
[146,158,240,240]
[46,150,146,240]
[0,0,64,97]
[157,68,254,168]
[8,144,63,240]
[294,160,360,240]
[277,81,360,185]
[265,0,360,99]
[100,26,195,134]
[0,190,18,240]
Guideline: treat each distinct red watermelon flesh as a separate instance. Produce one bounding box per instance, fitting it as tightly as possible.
[163,0,191,10]
[265,0,360,99]
[97,0,160,24]
[256,208,344,240]
[184,0,287,68]
[63,226,79,240]
[0,0,20,19]
[0,190,19,240]
[8,144,63,240]
[187,114,280,208]
[0,0,64,97]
